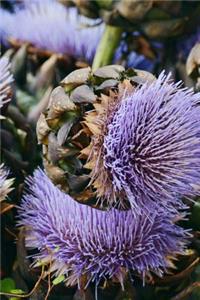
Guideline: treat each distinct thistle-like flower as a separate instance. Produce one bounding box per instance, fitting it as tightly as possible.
[18,169,189,287]
[36,66,200,211]
[0,56,13,110]
[1,2,103,62]
[0,164,14,202]
[102,72,200,210]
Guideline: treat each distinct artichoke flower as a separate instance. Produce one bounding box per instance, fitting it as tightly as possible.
[18,169,189,289]
[37,65,200,212]
[37,65,155,208]
[0,2,103,63]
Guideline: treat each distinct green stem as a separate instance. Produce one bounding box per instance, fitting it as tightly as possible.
[92,25,123,70]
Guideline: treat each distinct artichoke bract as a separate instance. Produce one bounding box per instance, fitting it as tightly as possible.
[36,65,155,208]
[66,0,200,39]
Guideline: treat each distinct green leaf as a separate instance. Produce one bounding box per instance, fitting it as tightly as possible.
[52,275,65,286]
[0,278,23,300]
[0,278,15,293]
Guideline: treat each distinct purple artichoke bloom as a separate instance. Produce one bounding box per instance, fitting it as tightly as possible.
[0,164,14,202]
[0,2,104,62]
[18,168,189,287]
[0,56,13,109]
[103,72,200,211]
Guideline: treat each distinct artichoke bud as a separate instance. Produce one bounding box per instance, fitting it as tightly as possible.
[70,0,199,39]
[37,64,155,207]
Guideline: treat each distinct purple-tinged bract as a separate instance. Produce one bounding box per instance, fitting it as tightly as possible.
[1,2,103,62]
[103,72,200,211]
[0,56,13,109]
[0,164,14,202]
[18,169,189,287]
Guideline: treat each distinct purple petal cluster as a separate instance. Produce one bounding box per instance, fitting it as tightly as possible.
[0,2,104,62]
[0,56,13,109]
[103,72,200,211]
[18,169,189,287]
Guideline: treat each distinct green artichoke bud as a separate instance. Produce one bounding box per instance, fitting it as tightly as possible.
[36,65,155,206]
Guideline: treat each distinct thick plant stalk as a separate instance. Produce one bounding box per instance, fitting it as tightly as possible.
[92,25,123,70]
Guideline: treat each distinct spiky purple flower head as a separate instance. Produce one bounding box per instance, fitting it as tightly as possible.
[103,72,200,211]
[18,168,189,287]
[0,1,104,62]
[0,56,13,109]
